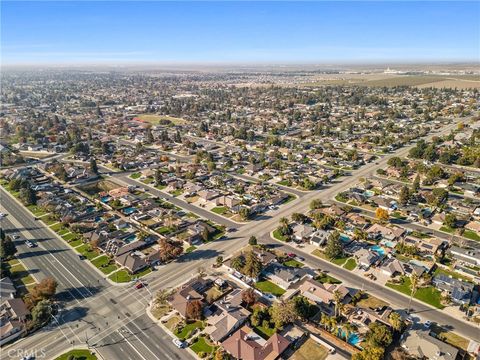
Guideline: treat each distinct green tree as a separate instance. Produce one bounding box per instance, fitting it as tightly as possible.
[248,236,257,246]
[309,199,322,210]
[230,256,245,272]
[270,300,298,329]
[412,173,420,193]
[399,185,410,205]
[444,214,457,229]
[90,157,99,175]
[243,251,262,279]
[0,235,17,260]
[20,186,37,206]
[388,312,404,333]
[238,207,250,221]
[216,256,224,266]
[31,300,53,327]
[324,231,343,259]
[364,322,392,348]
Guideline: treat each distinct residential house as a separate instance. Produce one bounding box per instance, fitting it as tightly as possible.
[432,274,474,305]
[379,258,405,278]
[170,278,209,318]
[262,263,307,290]
[221,325,291,360]
[366,223,405,241]
[0,298,30,346]
[448,246,480,267]
[297,278,352,316]
[115,251,148,274]
[401,329,458,360]
[204,289,251,343]
[402,236,445,257]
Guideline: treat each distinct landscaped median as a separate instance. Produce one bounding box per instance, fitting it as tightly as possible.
[54,349,97,360]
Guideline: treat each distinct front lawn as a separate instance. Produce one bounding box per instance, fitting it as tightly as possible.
[344,258,357,271]
[284,259,304,268]
[50,223,66,232]
[272,228,288,241]
[386,277,444,309]
[27,204,48,217]
[76,244,100,260]
[211,206,228,215]
[130,172,141,179]
[169,189,183,197]
[108,269,132,283]
[255,280,286,297]
[439,226,456,234]
[189,336,215,355]
[175,321,204,340]
[463,230,480,242]
[186,246,197,253]
[430,324,469,350]
[55,349,97,360]
[330,256,349,266]
[356,294,388,309]
[315,273,342,284]
[91,255,119,275]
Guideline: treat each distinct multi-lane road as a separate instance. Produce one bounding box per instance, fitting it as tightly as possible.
[2,116,479,359]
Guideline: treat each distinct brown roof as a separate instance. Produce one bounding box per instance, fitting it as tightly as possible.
[221,326,290,360]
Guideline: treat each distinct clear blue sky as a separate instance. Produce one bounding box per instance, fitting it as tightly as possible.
[2,1,479,64]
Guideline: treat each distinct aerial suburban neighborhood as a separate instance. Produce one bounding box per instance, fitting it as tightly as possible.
[1,1,479,360]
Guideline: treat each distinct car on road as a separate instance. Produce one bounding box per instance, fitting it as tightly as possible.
[287,253,296,258]
[172,339,186,348]
[0,212,6,218]
[12,235,21,239]
[424,320,432,328]
[25,240,36,248]
[227,228,237,233]
[78,254,86,260]
[134,281,144,289]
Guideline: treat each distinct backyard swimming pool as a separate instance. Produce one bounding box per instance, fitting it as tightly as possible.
[371,245,386,255]
[122,207,137,215]
[339,329,361,346]
[124,234,136,243]
[340,234,351,243]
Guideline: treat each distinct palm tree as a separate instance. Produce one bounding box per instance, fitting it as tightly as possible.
[408,273,419,313]
[329,317,337,333]
[389,312,403,333]
[333,290,343,318]
[342,323,355,342]
[320,313,329,330]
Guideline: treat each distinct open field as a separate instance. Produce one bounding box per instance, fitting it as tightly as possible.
[303,74,480,89]
[135,114,187,125]
[78,179,120,196]
[293,338,329,360]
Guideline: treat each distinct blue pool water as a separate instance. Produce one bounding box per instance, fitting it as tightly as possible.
[363,190,374,198]
[101,196,111,203]
[123,207,137,215]
[380,240,395,248]
[338,329,361,346]
[371,245,386,255]
[124,234,136,243]
[340,234,351,244]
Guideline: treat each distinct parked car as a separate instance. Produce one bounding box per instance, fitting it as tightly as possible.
[0,212,6,218]
[78,254,86,260]
[287,253,296,258]
[172,339,185,349]
[12,235,20,239]
[424,320,432,328]
[25,240,36,248]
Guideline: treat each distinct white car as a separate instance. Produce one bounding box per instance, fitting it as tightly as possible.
[424,320,432,328]
[25,240,36,248]
[172,339,185,349]
[12,235,21,239]
[0,212,6,218]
